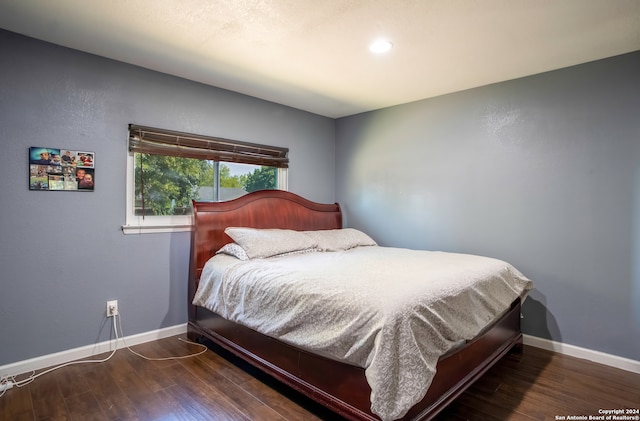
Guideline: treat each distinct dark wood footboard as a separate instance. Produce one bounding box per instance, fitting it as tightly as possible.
[188,298,523,421]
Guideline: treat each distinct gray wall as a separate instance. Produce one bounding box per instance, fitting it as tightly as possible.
[2,26,638,367]
[335,51,640,361]
[0,30,335,366]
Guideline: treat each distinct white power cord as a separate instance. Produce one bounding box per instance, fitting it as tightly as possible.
[0,310,207,398]
[115,312,208,361]
[0,314,119,398]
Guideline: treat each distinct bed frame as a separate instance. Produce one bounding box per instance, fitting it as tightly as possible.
[187,190,523,421]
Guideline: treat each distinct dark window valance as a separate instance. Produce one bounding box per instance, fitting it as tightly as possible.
[128,124,289,168]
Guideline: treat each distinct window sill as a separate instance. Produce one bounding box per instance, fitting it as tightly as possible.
[121,224,193,235]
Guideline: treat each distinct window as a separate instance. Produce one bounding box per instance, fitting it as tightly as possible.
[123,125,288,234]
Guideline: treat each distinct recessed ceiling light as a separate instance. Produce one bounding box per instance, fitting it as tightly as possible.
[369,39,393,54]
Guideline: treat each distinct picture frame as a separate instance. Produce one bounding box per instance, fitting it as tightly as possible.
[29,147,95,191]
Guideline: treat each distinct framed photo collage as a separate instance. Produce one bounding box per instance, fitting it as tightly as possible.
[29,147,95,191]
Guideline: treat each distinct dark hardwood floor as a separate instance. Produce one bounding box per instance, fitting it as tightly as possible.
[1,335,638,421]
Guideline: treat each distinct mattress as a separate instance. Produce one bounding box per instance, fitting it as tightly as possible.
[193,246,532,420]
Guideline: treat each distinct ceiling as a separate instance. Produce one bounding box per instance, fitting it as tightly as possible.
[1,0,639,118]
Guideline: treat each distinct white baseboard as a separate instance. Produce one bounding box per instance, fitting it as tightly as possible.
[2,328,637,380]
[0,323,188,378]
[523,334,640,374]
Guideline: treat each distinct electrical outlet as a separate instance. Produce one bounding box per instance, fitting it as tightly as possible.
[106,300,118,317]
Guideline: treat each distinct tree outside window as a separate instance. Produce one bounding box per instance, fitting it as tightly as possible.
[134,154,279,216]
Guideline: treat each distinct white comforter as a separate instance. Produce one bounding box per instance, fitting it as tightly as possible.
[192,246,532,420]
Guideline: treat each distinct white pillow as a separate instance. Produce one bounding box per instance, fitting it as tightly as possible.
[216,243,249,261]
[224,227,318,259]
[303,228,377,251]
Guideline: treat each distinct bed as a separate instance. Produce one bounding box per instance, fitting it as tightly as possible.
[187,190,532,421]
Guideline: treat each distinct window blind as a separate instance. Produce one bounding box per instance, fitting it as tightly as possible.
[128,124,289,168]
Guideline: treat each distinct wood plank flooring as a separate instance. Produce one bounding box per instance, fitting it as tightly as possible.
[1,335,638,421]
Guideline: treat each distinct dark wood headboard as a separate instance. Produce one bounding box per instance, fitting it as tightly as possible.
[188,190,342,315]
